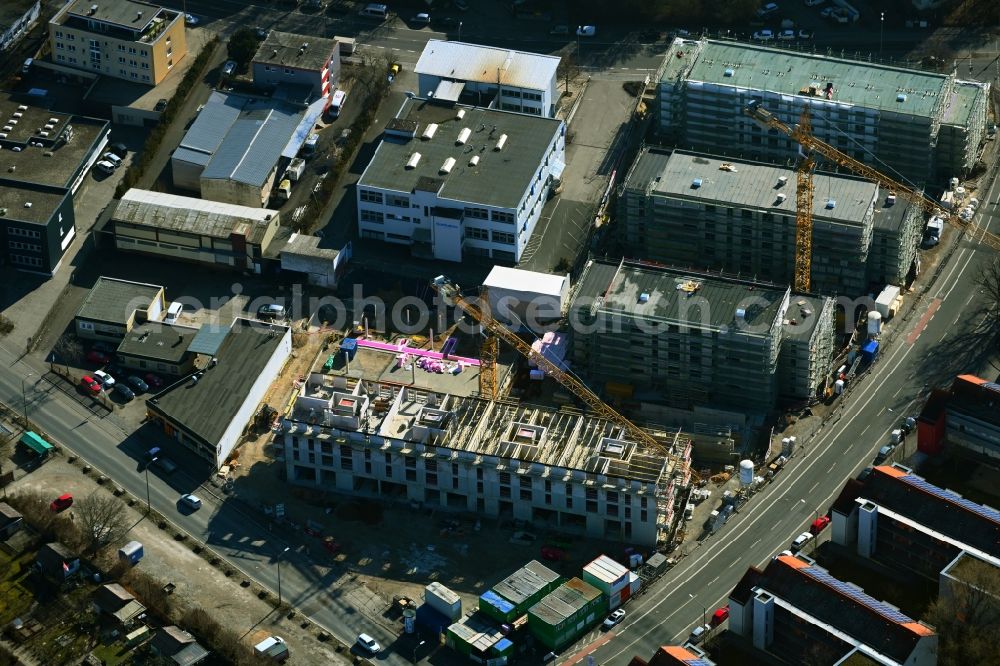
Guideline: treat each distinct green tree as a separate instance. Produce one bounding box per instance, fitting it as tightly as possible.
[924,556,1000,665]
[227,27,260,66]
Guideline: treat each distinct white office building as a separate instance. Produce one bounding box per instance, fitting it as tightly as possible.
[356,98,565,263]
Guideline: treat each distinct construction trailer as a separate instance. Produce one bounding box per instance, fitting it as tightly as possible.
[527,578,606,650]
[478,560,562,624]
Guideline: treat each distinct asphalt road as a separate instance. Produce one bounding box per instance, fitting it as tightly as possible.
[581,169,1000,664]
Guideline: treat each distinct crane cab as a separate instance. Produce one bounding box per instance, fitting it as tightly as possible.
[431,276,458,306]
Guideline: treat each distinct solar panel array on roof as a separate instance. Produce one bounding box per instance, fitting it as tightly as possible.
[803,566,914,624]
[901,474,1000,524]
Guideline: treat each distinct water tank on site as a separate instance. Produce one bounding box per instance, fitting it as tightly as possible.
[739,459,754,486]
[403,608,416,634]
[868,311,882,338]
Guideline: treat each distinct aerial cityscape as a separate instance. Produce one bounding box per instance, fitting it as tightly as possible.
[0,0,998,664]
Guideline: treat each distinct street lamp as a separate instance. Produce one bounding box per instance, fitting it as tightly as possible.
[689,593,707,629]
[20,372,35,427]
[144,458,156,514]
[413,639,426,664]
[879,12,885,58]
[277,546,290,606]
[458,22,462,42]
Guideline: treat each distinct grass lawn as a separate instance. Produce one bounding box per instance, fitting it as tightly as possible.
[0,548,36,626]
[91,639,136,666]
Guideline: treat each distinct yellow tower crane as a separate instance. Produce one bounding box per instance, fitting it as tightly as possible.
[793,107,816,293]
[430,275,696,485]
[745,100,1000,252]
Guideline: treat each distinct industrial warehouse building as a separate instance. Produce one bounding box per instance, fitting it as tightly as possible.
[147,318,291,467]
[658,39,989,184]
[75,277,165,342]
[414,40,560,117]
[618,149,923,294]
[0,95,109,275]
[728,553,937,665]
[107,189,282,273]
[281,342,692,546]
[356,98,565,263]
[570,259,836,412]
[171,91,324,207]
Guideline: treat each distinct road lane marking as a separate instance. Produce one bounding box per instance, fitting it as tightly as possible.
[906,297,941,344]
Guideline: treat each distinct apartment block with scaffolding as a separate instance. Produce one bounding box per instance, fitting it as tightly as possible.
[570,259,835,412]
[657,39,990,185]
[281,342,693,546]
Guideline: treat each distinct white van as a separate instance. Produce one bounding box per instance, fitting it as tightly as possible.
[164,302,183,324]
[360,3,388,18]
[329,90,347,119]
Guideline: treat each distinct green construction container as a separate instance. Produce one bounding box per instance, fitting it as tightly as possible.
[446,613,513,662]
[528,578,607,651]
[479,560,562,623]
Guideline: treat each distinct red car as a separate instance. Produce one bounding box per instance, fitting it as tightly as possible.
[711,605,730,626]
[144,373,164,389]
[80,375,102,394]
[810,515,831,535]
[86,349,111,364]
[50,493,73,512]
[540,546,566,561]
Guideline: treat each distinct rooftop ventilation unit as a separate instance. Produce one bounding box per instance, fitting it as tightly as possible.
[89,4,98,15]
[777,176,788,186]
[421,123,439,140]
[12,112,22,119]
[23,202,32,209]
[494,133,508,151]
[469,155,480,167]
[691,178,703,188]
[49,117,59,124]
[724,68,735,77]
[44,124,54,130]
[825,199,836,209]
[405,152,422,169]
[136,10,142,19]
[456,127,471,145]
[0,134,6,139]
[39,131,49,137]
[17,105,27,111]
[456,109,466,120]
[440,157,456,174]
[776,192,787,203]
[2,126,12,132]
[886,193,896,205]
[896,93,907,102]
[7,120,16,126]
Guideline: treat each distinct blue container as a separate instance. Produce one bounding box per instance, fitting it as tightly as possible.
[339,338,358,361]
[861,340,879,364]
[118,540,144,565]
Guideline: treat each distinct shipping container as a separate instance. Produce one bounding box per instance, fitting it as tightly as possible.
[339,337,358,361]
[118,541,144,566]
[425,582,462,621]
[416,603,452,636]
[527,578,606,650]
[480,560,561,623]
[447,612,513,662]
[582,555,629,595]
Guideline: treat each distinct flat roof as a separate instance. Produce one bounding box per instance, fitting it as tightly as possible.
[113,188,280,244]
[63,0,164,31]
[783,295,827,341]
[174,91,304,188]
[872,194,916,232]
[940,80,987,127]
[0,97,108,189]
[148,319,289,447]
[116,322,197,364]
[669,39,951,119]
[574,259,788,334]
[415,40,559,91]
[0,181,67,225]
[76,277,163,324]
[628,149,877,226]
[359,98,562,209]
[483,266,567,298]
[252,31,337,71]
[493,560,560,605]
[280,232,339,260]
[530,578,601,624]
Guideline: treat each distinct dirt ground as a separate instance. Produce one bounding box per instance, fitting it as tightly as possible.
[6,456,350,665]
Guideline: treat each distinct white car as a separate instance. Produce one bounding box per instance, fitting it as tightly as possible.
[576,25,596,37]
[357,634,381,654]
[413,12,430,24]
[102,152,123,167]
[753,29,775,40]
[95,160,116,175]
[179,494,202,511]
[791,531,814,551]
[757,2,780,16]
[603,609,626,629]
[93,370,115,388]
[222,60,237,76]
[778,29,796,40]
[184,13,198,26]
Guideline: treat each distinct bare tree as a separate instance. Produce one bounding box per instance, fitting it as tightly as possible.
[76,492,129,554]
[924,556,1000,665]
[557,51,580,94]
[53,333,85,366]
[978,256,1000,335]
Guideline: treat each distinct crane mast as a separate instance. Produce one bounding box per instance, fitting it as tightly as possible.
[744,101,1000,252]
[794,107,816,293]
[430,275,693,484]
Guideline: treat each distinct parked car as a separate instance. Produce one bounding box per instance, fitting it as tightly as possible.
[127,375,149,393]
[356,634,381,654]
[711,605,730,626]
[179,494,202,511]
[144,373,164,389]
[900,416,917,434]
[576,25,596,37]
[256,303,286,321]
[810,515,831,534]
[798,29,814,38]
[155,457,178,474]
[184,13,198,25]
[603,609,626,629]
[412,12,430,23]
[689,624,711,644]
[50,493,73,512]
[93,370,115,388]
[102,152,123,168]
[875,444,894,463]
[80,375,102,394]
[109,142,128,158]
[86,349,110,364]
[387,62,400,83]
[222,60,237,76]
[255,26,269,39]
[154,98,168,112]
[778,29,796,40]
[114,383,135,401]
[95,160,116,175]
[757,2,780,15]
[753,29,775,40]
[791,531,814,552]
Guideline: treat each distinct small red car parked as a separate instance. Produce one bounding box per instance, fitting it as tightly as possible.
[86,349,111,364]
[810,515,831,535]
[541,546,566,561]
[80,375,102,395]
[711,606,730,627]
[50,493,73,512]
